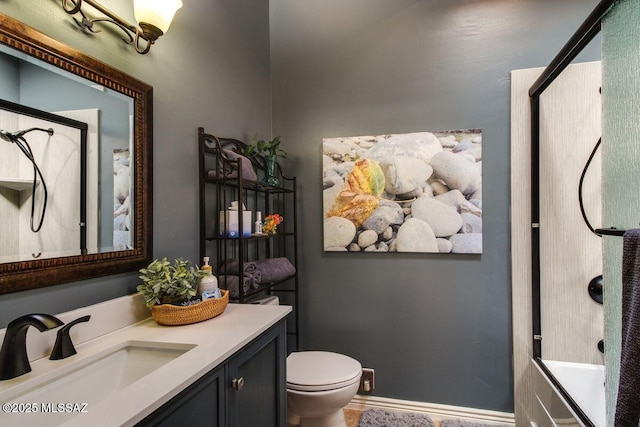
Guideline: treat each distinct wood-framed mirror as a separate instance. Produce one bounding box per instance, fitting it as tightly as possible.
[0,14,153,294]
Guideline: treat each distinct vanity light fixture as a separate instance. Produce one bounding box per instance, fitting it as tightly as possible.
[59,0,182,54]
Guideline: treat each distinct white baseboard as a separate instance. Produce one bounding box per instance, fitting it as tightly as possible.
[347,395,515,426]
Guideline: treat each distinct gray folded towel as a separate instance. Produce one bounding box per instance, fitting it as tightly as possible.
[615,229,640,426]
[207,148,257,181]
[220,259,258,274]
[253,257,296,285]
[218,275,253,298]
[219,259,262,284]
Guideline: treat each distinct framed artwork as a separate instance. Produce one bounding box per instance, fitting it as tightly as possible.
[323,130,482,253]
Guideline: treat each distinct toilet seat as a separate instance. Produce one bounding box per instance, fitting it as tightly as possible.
[287,351,362,392]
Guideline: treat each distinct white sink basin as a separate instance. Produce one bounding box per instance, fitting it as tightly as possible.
[0,340,195,426]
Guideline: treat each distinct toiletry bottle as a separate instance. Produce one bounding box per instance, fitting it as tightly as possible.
[255,211,263,234]
[199,257,219,296]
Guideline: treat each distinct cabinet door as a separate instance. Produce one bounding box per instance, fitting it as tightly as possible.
[137,365,226,427]
[227,321,287,427]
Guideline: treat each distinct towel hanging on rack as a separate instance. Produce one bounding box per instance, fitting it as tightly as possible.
[615,229,640,426]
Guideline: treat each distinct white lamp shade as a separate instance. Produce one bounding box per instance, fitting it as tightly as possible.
[134,0,183,33]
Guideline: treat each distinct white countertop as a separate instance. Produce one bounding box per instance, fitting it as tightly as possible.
[0,302,291,427]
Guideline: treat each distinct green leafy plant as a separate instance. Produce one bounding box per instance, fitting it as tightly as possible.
[137,258,205,307]
[244,134,287,159]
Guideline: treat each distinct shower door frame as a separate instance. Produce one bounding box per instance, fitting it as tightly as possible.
[529,1,615,426]
[0,98,88,255]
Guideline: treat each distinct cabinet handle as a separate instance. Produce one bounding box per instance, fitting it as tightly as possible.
[232,377,245,391]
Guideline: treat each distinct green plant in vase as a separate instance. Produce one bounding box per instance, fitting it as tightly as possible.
[244,134,287,186]
[137,257,205,307]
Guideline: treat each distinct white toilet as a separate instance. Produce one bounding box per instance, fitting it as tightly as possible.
[286,351,362,427]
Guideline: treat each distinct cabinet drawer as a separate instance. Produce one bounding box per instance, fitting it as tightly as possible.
[138,365,225,427]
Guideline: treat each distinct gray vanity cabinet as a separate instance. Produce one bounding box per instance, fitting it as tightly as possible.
[138,320,287,427]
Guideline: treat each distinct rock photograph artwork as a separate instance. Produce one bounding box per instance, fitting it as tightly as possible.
[323,130,482,254]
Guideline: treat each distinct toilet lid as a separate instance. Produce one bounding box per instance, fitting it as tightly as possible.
[287,351,362,392]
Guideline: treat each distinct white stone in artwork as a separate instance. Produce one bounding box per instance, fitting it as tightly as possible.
[324,216,357,250]
[357,229,378,249]
[378,155,433,195]
[411,197,463,237]
[460,212,483,233]
[323,185,343,217]
[113,165,130,204]
[449,233,482,253]
[436,238,453,253]
[361,204,403,235]
[396,218,438,252]
[430,151,481,196]
[363,132,443,164]
[323,138,356,157]
[435,190,482,217]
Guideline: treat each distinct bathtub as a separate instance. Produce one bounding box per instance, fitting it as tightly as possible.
[541,359,605,427]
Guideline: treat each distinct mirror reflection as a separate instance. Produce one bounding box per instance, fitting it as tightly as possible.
[0,46,134,263]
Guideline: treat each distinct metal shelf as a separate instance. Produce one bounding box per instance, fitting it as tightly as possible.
[198,127,299,352]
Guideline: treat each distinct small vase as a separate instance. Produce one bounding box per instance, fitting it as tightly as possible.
[263,155,280,186]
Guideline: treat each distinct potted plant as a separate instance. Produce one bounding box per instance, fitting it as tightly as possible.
[244,134,287,186]
[137,257,205,308]
[244,134,287,159]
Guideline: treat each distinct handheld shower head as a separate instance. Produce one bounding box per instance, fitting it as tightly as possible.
[0,126,53,233]
[13,127,54,139]
[0,129,14,143]
[0,128,54,143]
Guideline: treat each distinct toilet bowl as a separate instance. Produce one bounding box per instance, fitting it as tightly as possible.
[287,351,362,427]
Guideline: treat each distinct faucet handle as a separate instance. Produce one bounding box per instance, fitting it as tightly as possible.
[49,315,90,360]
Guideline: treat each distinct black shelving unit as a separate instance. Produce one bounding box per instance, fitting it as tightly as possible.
[198,127,299,351]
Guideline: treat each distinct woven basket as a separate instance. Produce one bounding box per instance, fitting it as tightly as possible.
[151,290,229,326]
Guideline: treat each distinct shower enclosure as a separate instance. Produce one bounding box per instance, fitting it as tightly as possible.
[529,60,605,427]
[0,99,88,262]
[513,1,619,426]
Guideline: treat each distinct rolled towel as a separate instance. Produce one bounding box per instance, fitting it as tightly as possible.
[218,275,253,298]
[219,258,262,288]
[207,149,257,181]
[219,260,261,285]
[219,259,258,274]
[253,257,296,285]
[244,262,258,275]
[251,269,262,284]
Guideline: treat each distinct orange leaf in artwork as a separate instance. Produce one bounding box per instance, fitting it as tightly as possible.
[326,158,385,227]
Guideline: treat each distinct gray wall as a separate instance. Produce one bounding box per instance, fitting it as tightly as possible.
[270,0,601,412]
[0,0,271,323]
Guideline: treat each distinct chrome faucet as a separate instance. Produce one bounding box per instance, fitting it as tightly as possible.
[0,314,63,380]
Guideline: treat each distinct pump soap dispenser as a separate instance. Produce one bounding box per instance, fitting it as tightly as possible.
[199,257,220,299]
